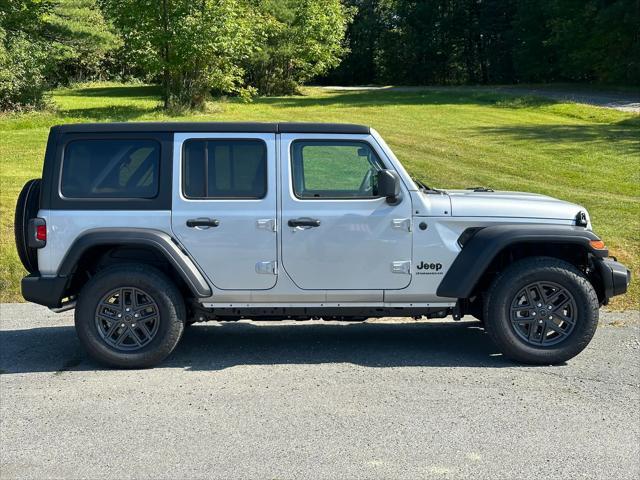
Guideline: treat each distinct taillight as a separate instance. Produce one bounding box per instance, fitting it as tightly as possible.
[36,224,47,242]
[28,218,46,248]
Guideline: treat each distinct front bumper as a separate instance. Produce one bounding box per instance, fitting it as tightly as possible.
[21,274,68,308]
[594,257,631,301]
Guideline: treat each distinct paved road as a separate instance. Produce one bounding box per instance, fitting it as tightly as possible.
[321,85,640,113]
[493,86,640,113]
[1,304,639,479]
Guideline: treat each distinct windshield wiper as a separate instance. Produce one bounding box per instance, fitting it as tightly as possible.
[412,177,444,194]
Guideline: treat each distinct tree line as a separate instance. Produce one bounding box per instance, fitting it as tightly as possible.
[1,0,352,111]
[1,0,638,112]
[325,0,640,87]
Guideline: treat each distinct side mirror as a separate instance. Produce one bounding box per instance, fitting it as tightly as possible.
[377,169,402,205]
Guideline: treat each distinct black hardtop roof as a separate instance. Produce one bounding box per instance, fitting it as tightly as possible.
[51,122,370,135]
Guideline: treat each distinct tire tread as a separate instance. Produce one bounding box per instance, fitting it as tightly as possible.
[75,263,185,368]
[483,256,599,364]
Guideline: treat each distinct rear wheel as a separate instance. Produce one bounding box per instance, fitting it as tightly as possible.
[14,178,41,273]
[75,264,186,368]
[484,257,599,364]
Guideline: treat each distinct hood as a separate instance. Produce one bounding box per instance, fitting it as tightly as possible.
[447,190,586,222]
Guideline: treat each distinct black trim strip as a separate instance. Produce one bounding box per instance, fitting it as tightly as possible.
[196,306,450,320]
[40,130,58,210]
[51,122,370,135]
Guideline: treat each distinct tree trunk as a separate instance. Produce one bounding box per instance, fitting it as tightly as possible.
[162,0,170,108]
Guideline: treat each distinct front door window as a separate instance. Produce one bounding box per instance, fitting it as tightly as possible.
[291,141,384,199]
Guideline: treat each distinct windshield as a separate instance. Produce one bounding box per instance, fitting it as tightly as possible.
[370,129,445,194]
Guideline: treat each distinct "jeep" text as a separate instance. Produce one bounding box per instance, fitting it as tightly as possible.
[416,261,442,271]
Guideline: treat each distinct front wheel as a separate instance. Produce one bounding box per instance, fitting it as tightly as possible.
[484,257,599,364]
[75,264,186,368]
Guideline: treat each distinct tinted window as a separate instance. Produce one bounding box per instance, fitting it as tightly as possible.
[183,140,267,199]
[61,139,160,198]
[291,141,384,199]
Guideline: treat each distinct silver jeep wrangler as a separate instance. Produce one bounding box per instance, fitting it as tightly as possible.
[15,122,631,367]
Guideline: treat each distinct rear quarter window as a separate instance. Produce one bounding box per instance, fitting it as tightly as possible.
[61,139,160,199]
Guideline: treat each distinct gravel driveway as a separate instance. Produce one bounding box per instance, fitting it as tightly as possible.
[1,303,639,479]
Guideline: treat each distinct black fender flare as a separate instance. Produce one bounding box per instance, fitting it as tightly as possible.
[58,228,212,298]
[436,224,606,299]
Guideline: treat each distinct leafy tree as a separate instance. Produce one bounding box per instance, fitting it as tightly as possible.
[0,0,52,110]
[590,0,640,84]
[0,0,51,35]
[545,0,639,84]
[374,0,463,84]
[244,0,354,95]
[509,0,639,85]
[99,0,257,109]
[0,29,50,110]
[510,0,557,82]
[43,0,121,84]
[322,0,383,85]
[330,0,638,87]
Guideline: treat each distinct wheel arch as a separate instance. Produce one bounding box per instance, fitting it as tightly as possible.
[437,224,608,301]
[59,228,212,300]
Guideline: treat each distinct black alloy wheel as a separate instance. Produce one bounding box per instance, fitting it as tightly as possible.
[95,286,161,351]
[509,281,577,346]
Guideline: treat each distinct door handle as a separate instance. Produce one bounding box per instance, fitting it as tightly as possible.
[186,218,220,228]
[288,217,321,228]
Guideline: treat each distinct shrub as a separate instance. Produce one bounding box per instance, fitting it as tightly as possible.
[0,29,50,111]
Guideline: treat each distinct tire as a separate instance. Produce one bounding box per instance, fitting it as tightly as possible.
[75,264,186,368]
[484,256,599,364]
[14,178,41,274]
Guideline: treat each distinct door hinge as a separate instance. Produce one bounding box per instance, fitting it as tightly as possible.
[257,218,276,232]
[391,261,411,274]
[392,218,412,232]
[255,261,277,275]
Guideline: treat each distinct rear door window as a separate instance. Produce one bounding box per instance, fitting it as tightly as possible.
[61,139,160,198]
[182,139,267,199]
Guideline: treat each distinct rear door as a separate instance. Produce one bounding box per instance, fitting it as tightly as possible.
[279,134,413,290]
[171,133,277,290]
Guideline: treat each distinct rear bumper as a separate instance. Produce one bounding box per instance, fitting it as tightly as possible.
[21,274,68,308]
[594,257,631,301]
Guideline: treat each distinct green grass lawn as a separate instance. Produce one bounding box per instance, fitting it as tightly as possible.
[1,82,638,308]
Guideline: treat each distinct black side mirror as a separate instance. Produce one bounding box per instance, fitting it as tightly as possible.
[377,169,402,205]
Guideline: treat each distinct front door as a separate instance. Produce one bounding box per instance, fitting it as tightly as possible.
[171,133,277,290]
[280,134,413,290]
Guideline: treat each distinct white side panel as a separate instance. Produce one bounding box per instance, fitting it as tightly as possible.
[170,133,278,290]
[37,209,172,275]
[279,133,414,291]
[384,215,578,302]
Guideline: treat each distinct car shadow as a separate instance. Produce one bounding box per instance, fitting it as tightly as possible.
[0,320,523,374]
